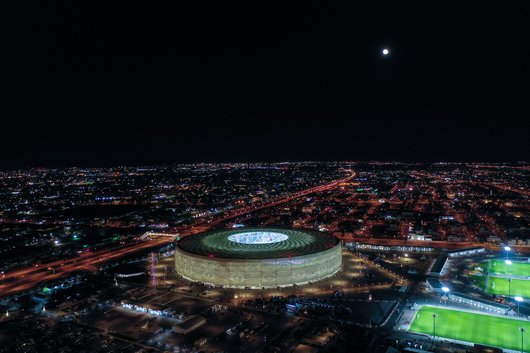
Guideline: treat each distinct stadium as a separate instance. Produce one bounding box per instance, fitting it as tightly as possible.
[404,305,530,352]
[174,228,342,288]
[393,248,530,353]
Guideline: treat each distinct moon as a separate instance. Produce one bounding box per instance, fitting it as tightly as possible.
[382,48,389,55]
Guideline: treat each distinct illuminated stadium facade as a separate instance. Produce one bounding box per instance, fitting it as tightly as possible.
[174,228,342,288]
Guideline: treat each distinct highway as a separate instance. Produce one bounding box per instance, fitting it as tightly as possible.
[0,172,356,298]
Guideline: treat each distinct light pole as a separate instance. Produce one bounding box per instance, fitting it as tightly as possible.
[515,296,524,316]
[442,286,450,306]
[505,246,511,260]
[432,313,438,344]
[506,260,513,297]
[519,327,526,353]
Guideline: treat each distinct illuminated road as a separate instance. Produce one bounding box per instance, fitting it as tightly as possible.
[0,172,356,298]
[0,238,170,297]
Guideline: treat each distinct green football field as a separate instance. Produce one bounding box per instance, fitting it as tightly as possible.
[487,277,530,297]
[489,259,530,277]
[409,306,530,351]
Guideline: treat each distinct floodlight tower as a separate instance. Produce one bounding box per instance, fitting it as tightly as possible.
[505,245,511,260]
[442,286,450,306]
[506,259,513,296]
[432,313,438,344]
[515,296,524,316]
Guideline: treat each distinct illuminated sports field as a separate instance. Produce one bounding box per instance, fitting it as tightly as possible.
[489,259,530,277]
[486,277,530,297]
[409,306,530,352]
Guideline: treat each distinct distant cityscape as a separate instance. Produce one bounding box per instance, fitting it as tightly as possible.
[0,162,529,353]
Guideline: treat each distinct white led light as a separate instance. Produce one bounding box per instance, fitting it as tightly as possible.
[228,232,288,244]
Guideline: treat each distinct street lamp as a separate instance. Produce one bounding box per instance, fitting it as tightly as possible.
[519,327,526,353]
[515,296,524,316]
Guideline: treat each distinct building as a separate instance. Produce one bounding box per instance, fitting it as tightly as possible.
[427,256,449,277]
[426,278,450,294]
[172,315,206,335]
[447,247,486,258]
[174,228,342,288]
[448,292,510,314]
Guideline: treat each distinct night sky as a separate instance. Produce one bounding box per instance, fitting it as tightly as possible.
[3,2,529,168]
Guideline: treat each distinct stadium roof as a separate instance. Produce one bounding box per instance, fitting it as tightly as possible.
[177,228,339,259]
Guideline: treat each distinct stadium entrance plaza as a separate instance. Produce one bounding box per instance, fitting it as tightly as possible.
[78,250,409,352]
[153,250,408,300]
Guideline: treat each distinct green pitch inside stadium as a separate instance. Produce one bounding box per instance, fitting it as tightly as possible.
[472,259,530,297]
[409,306,530,352]
[174,228,342,288]
[488,259,530,277]
[486,277,530,297]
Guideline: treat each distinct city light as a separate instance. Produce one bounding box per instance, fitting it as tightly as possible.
[0,0,527,349]
[0,163,527,352]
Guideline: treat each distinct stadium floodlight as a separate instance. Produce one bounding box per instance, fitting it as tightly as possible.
[515,296,524,316]
[505,260,513,296]
[442,287,450,306]
[432,313,438,344]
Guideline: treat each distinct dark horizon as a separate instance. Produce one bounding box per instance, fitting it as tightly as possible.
[3,2,529,168]
[2,158,529,172]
